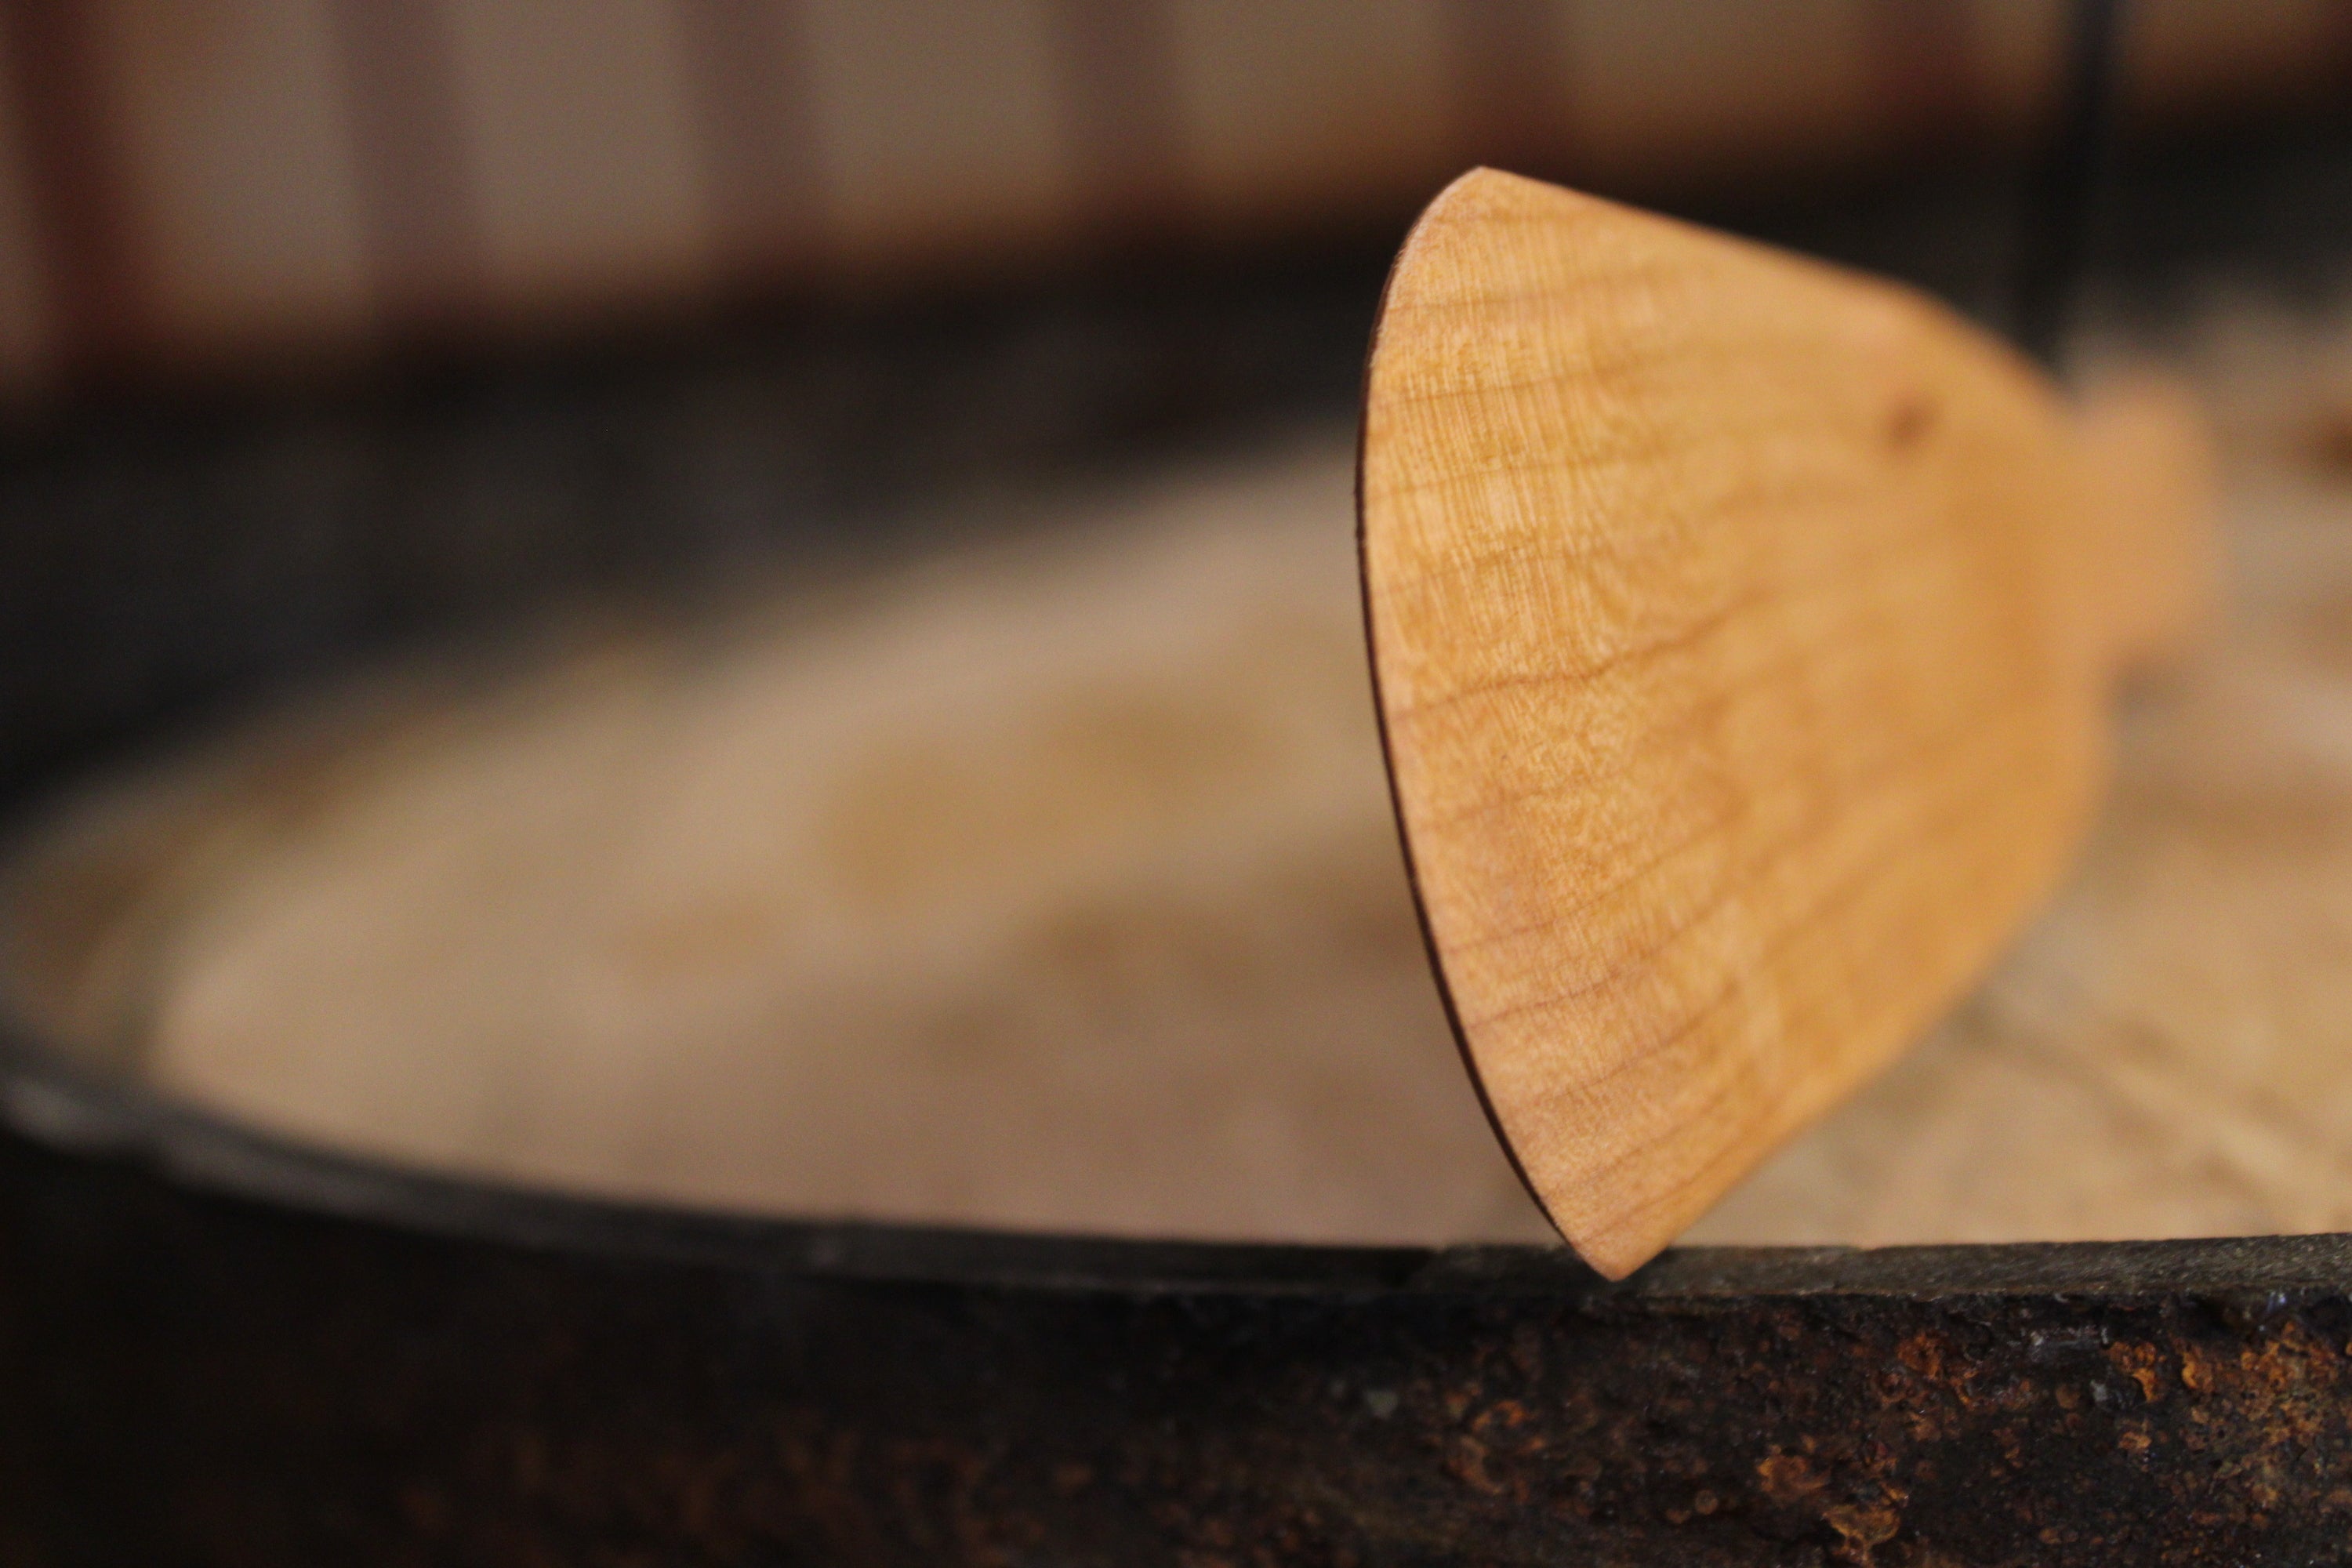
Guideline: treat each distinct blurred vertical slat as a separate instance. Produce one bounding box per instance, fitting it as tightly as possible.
[82,0,371,368]
[2125,0,2342,122]
[0,0,148,384]
[1162,0,1454,234]
[1447,0,1576,178]
[0,16,56,406]
[439,0,715,325]
[1049,0,1185,249]
[1869,0,1999,158]
[325,0,481,343]
[799,0,1071,274]
[671,0,821,288]
[1965,0,2069,140]
[1567,0,1882,183]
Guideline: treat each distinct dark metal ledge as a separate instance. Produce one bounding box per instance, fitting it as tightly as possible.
[0,1051,2345,1566]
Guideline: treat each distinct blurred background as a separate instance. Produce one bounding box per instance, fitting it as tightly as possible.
[0,0,2344,404]
[5,0,2352,1250]
[4,0,2350,824]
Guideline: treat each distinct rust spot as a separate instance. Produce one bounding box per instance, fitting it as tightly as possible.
[1757,1450,1825,1501]
[1896,1332,1946,1382]
[1824,1500,1903,1562]
[2108,1341,2165,1403]
[1446,1436,1502,1495]
[1470,1398,1530,1435]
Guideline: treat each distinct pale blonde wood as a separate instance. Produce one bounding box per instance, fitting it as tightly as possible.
[1358,169,2213,1279]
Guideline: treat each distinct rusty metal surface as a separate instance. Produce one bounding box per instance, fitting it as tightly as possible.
[0,1071,2347,1567]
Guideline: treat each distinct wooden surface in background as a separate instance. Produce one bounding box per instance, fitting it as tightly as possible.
[0,442,1552,1247]
[9,244,2352,1265]
[0,0,2346,399]
[1358,170,2206,1277]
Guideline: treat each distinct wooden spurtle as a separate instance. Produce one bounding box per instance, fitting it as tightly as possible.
[1358,169,2212,1279]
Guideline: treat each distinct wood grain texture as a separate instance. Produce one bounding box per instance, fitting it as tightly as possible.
[1358,168,2208,1278]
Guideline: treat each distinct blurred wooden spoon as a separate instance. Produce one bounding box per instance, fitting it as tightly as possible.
[1358,169,2213,1279]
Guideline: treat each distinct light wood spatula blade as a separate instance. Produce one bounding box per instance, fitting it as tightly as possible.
[1358,169,2208,1279]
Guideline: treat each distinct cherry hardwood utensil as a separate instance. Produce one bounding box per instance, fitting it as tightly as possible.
[1359,169,2212,1279]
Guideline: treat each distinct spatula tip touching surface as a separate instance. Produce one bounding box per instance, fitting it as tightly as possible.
[1358,169,2212,1279]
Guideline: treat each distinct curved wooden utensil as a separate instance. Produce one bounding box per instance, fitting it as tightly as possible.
[1358,169,2212,1279]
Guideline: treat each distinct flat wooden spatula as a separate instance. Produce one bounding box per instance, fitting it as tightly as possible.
[1358,169,2212,1279]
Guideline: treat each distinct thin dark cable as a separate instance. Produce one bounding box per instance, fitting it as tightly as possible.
[2013,0,2125,368]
